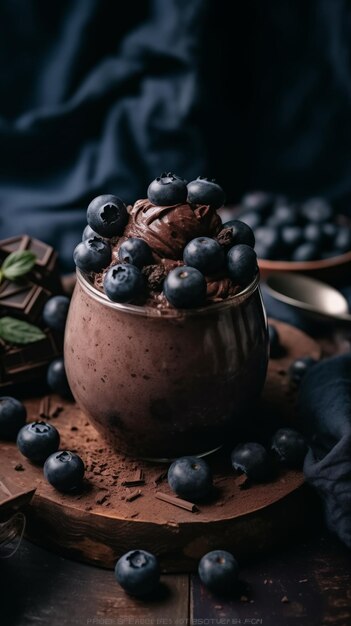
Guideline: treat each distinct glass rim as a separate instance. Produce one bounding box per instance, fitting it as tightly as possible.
[76,268,261,318]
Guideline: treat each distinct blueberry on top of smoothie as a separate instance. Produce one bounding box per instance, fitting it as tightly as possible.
[104,263,146,303]
[163,266,207,308]
[87,194,128,238]
[73,237,111,272]
[118,237,152,269]
[147,173,187,206]
[183,237,224,274]
[187,177,225,210]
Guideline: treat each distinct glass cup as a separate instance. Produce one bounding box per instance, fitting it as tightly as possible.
[64,270,269,460]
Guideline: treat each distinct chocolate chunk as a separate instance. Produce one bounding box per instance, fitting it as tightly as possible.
[142,264,167,291]
[216,227,235,248]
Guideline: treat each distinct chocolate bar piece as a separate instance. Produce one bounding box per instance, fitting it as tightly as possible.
[0,235,61,292]
[0,476,36,515]
[0,235,64,390]
[0,279,50,323]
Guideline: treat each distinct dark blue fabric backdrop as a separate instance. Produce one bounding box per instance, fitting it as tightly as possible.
[1,0,351,270]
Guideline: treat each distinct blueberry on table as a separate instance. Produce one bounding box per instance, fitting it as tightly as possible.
[73,237,111,272]
[164,266,207,308]
[268,324,281,358]
[288,356,317,386]
[86,195,128,238]
[118,238,152,269]
[82,225,100,241]
[222,220,255,248]
[114,550,160,597]
[0,397,26,440]
[104,263,146,303]
[291,242,319,262]
[167,456,213,501]
[198,550,239,596]
[231,442,273,482]
[300,198,333,224]
[17,421,60,464]
[147,173,187,206]
[47,358,72,398]
[271,427,308,468]
[42,296,70,333]
[227,244,257,287]
[183,237,224,274]
[187,177,225,210]
[44,450,85,492]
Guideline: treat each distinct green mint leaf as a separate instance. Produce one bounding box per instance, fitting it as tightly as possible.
[2,251,36,281]
[0,317,45,344]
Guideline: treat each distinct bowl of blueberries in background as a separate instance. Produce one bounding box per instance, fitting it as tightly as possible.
[219,192,351,283]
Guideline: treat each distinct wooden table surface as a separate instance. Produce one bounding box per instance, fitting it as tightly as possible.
[1,526,351,626]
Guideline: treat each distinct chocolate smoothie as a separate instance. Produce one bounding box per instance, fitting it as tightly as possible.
[65,180,269,458]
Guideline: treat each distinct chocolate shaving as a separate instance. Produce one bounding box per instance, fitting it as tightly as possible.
[121,469,145,487]
[153,471,167,486]
[126,489,142,502]
[155,491,198,512]
[39,396,51,419]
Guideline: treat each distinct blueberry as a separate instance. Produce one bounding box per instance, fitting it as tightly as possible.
[17,421,60,464]
[303,223,328,247]
[103,263,146,303]
[118,238,152,269]
[183,237,224,274]
[0,397,26,440]
[267,204,298,227]
[322,222,338,242]
[44,450,85,492]
[254,226,281,260]
[164,266,206,308]
[82,225,100,241]
[334,227,351,254]
[222,220,255,248]
[227,244,257,287]
[147,173,187,206]
[288,356,317,385]
[42,296,70,333]
[238,211,262,230]
[114,550,160,597]
[271,427,308,468]
[300,198,333,223]
[291,242,319,262]
[231,442,273,482]
[187,177,225,210]
[198,550,239,596]
[167,456,213,501]
[268,324,281,358]
[241,191,275,214]
[47,358,72,398]
[86,195,128,238]
[73,237,111,272]
[281,225,303,250]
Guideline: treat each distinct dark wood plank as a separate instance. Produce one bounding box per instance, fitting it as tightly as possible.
[190,532,351,626]
[0,540,189,626]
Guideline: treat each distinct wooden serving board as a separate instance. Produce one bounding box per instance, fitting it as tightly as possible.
[0,321,321,572]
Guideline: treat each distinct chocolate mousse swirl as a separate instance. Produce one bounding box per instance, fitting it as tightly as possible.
[124,199,222,260]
